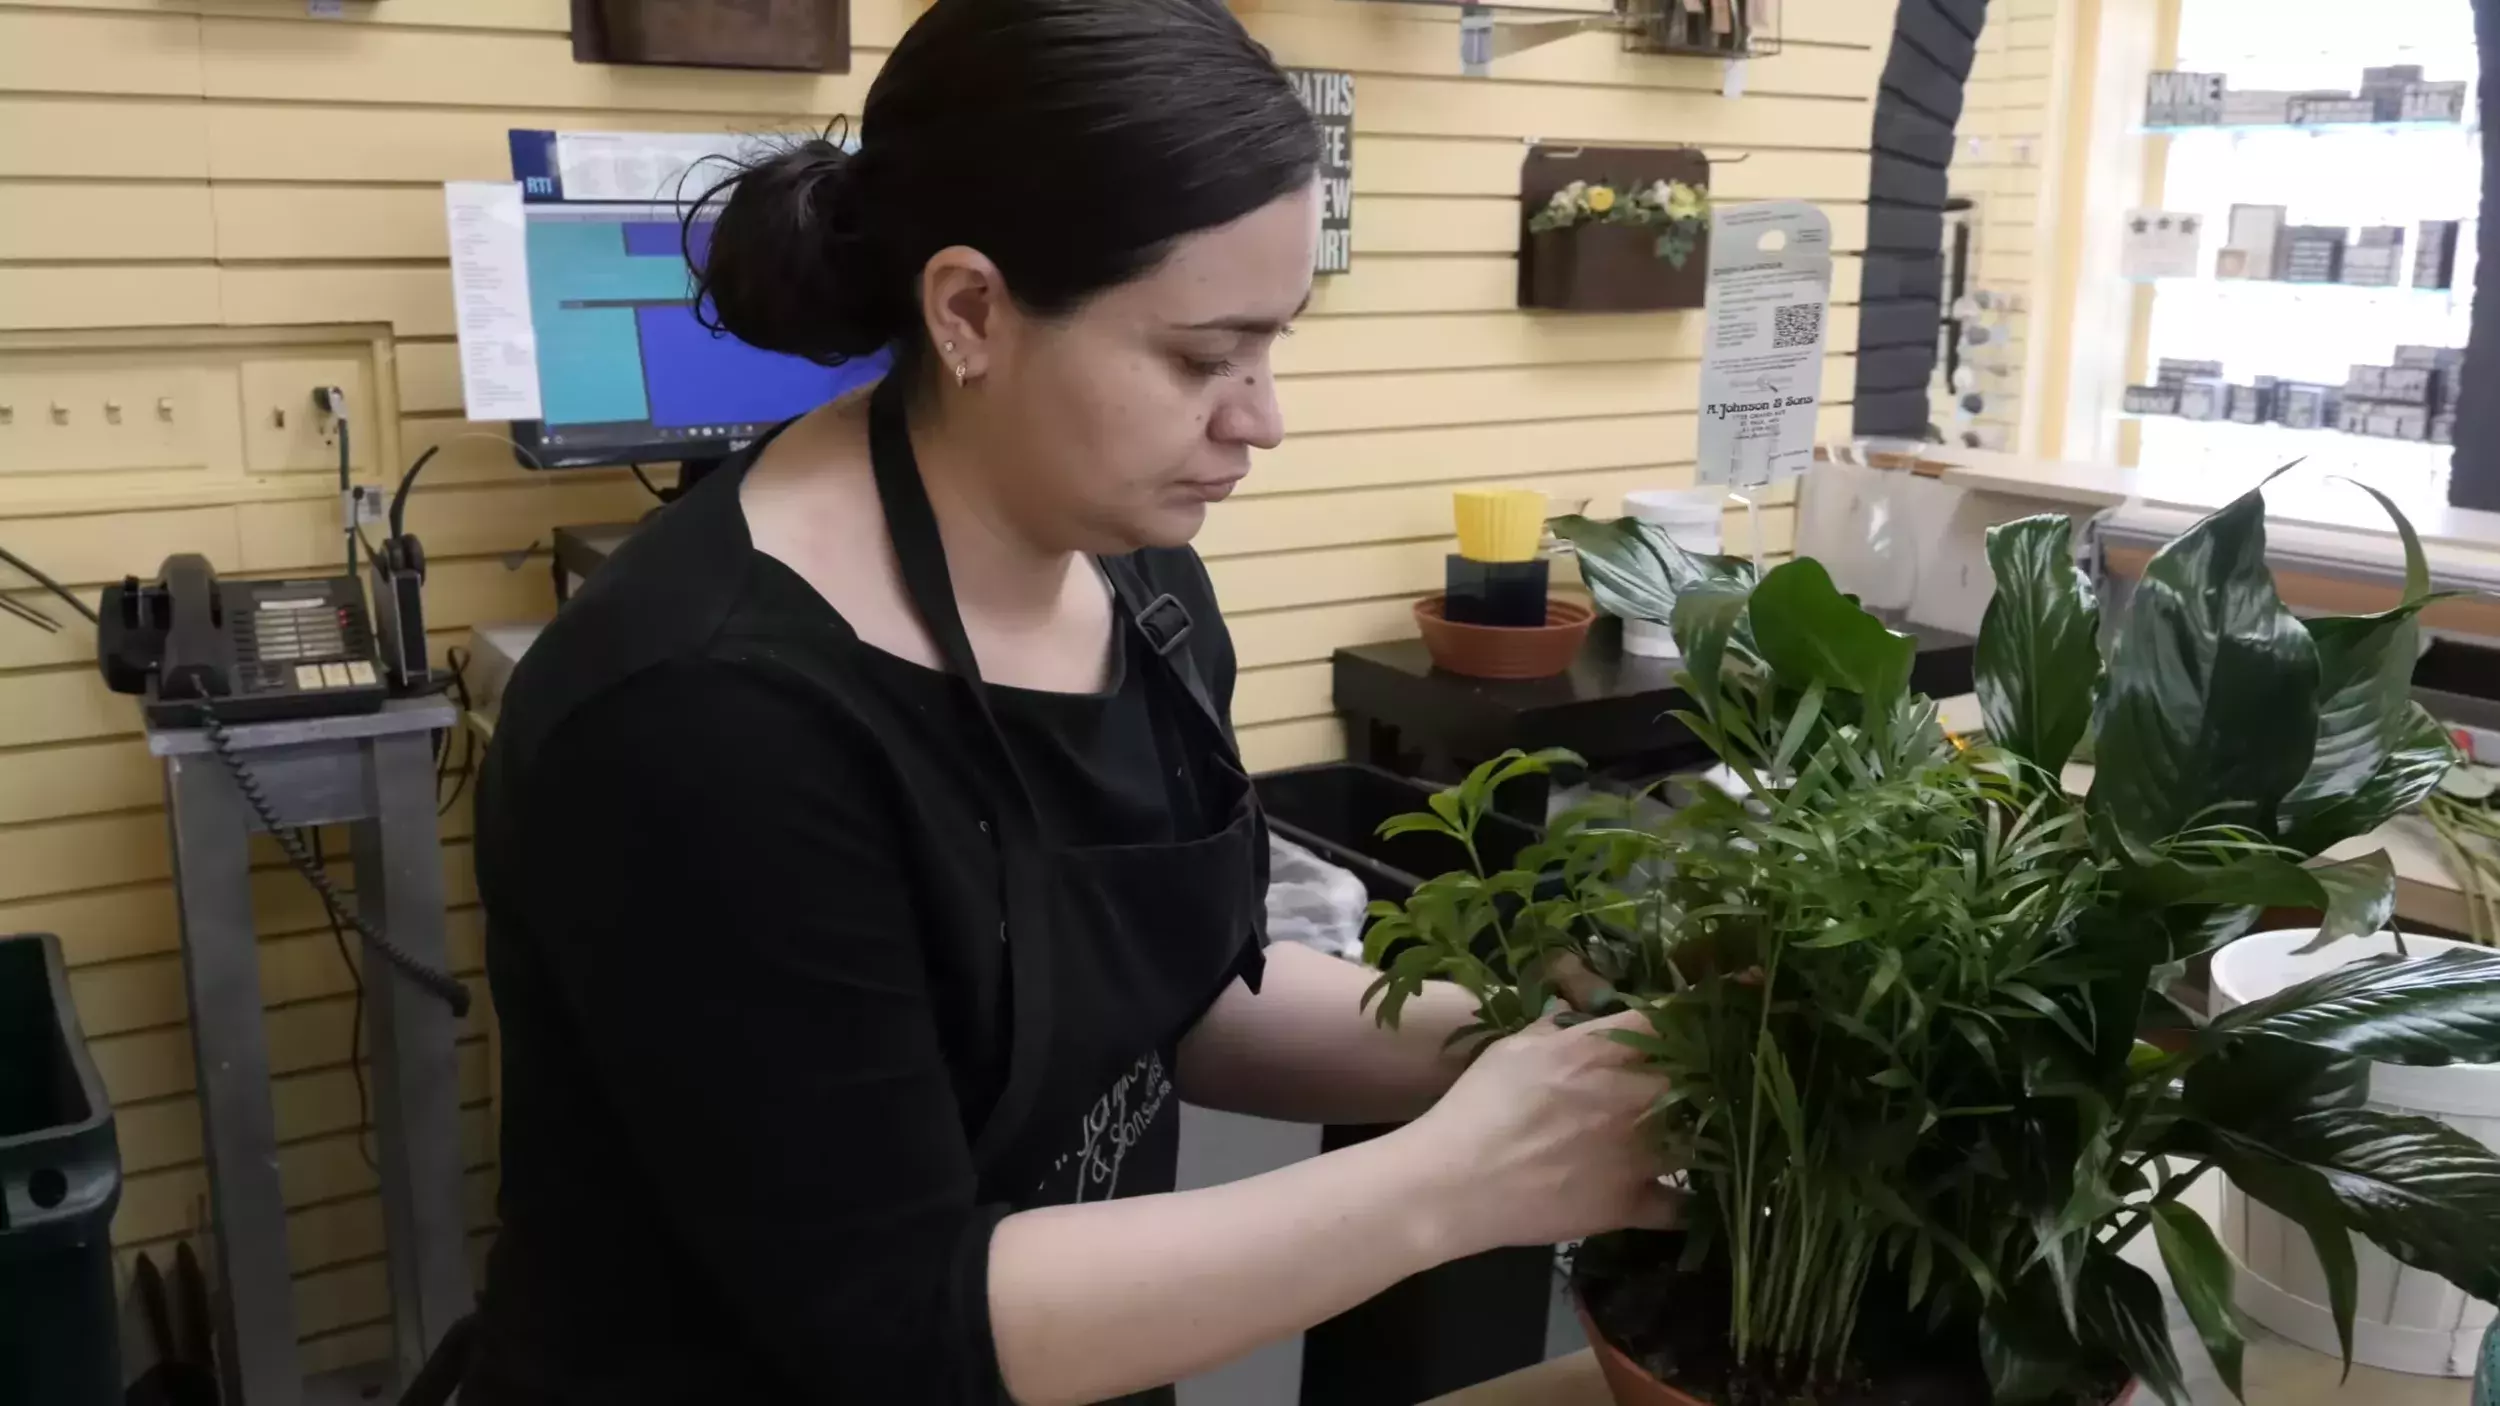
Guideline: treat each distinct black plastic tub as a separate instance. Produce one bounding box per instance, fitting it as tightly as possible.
[1257,761,1544,904]
[1255,764,1558,1405]
[0,932,124,1406]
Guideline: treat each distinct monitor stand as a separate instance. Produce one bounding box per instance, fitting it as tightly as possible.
[669,454,731,501]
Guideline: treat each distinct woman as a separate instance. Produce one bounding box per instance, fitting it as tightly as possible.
[468,2,1674,1402]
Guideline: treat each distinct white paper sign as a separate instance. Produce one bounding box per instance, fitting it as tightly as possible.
[2120,209,2205,280]
[1696,202,1834,490]
[444,181,542,422]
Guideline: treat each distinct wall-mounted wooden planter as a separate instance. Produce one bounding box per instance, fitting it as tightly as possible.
[573,0,851,72]
[1522,225,1707,311]
[1518,145,1711,313]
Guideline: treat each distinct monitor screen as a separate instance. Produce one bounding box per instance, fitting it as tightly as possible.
[507,202,890,470]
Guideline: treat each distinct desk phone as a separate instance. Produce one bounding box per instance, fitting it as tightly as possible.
[101,555,389,728]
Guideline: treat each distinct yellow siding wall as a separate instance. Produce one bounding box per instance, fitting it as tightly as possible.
[0,0,1895,1369]
[1937,0,2061,448]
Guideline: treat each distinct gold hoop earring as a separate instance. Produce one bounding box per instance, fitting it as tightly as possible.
[953,362,969,388]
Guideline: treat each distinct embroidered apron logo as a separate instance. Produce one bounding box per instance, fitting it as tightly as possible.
[1044,1052,1175,1202]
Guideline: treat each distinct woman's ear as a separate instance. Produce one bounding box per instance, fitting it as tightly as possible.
[921,246,1005,384]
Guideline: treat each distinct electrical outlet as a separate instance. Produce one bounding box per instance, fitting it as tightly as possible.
[240,358,369,474]
[344,485,387,528]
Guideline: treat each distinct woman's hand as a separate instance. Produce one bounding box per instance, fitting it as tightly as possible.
[1399,1010,1683,1257]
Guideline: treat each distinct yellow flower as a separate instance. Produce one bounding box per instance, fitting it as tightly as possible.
[1587,186,1617,215]
[1665,182,1704,223]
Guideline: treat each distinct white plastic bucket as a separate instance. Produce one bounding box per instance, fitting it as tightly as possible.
[2211,928,2500,1377]
[1620,488,1729,660]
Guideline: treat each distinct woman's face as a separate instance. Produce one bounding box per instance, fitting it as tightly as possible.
[951,180,1320,553]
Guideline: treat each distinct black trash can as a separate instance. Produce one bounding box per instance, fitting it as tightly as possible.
[0,932,125,1406]
[1255,764,1557,1406]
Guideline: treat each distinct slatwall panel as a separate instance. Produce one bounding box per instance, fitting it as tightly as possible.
[1933,0,2060,446]
[0,0,1897,1363]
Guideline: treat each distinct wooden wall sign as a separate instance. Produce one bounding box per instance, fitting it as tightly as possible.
[1286,68,1355,276]
[573,0,851,73]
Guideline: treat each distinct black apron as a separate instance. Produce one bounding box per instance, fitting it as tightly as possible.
[866,380,1267,1391]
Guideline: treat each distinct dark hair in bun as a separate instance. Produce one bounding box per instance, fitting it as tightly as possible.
[688,0,1322,378]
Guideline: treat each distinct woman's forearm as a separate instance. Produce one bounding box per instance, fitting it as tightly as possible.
[987,1119,1464,1406]
[1175,943,1481,1125]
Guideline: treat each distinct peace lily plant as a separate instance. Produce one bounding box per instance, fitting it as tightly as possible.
[1364,475,2500,1405]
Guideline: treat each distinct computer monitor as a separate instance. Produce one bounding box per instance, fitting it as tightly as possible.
[504,198,891,476]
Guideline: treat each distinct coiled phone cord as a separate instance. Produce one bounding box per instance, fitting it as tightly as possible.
[200,709,472,1018]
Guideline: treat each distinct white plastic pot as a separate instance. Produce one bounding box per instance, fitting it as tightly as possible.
[1620,488,1728,660]
[2211,928,2500,1377]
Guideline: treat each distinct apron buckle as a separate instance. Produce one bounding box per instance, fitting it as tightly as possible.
[1133,593,1195,657]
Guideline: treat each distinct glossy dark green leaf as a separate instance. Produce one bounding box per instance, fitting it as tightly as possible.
[2278,480,2457,854]
[1980,1296,2085,1405]
[2306,850,2399,947]
[1976,515,2103,773]
[1548,514,1754,625]
[1669,580,1755,721]
[2209,945,2500,1066]
[2079,1249,2190,1406]
[2278,703,2459,856]
[2181,1032,2370,1128]
[1747,557,1917,706]
[2179,1123,2359,1368]
[2224,1109,2500,1304]
[2151,1203,2245,1400]
[2088,482,2321,848]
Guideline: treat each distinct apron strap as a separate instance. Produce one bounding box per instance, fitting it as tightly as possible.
[1099,554,1232,752]
[864,377,1056,1176]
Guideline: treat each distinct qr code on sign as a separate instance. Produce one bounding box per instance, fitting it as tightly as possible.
[1772,302,1822,349]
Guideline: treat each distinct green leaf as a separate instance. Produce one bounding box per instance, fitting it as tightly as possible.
[1770,678,1827,775]
[2278,703,2460,856]
[1377,813,1462,843]
[2218,1109,2500,1305]
[2282,610,2443,847]
[1980,1290,2080,1400]
[2088,480,2322,849]
[2130,852,2395,960]
[2079,1249,2190,1406]
[1748,557,1917,706]
[2209,945,2500,1066]
[2151,1203,2245,1400]
[1671,581,1757,732]
[1548,514,1753,626]
[2181,1124,2360,1369]
[1757,1028,1808,1164]
[1976,515,2104,773]
[2000,980,2092,1052]
[2302,851,2399,950]
[2181,1032,2370,1128]
[1980,1297,2084,1405]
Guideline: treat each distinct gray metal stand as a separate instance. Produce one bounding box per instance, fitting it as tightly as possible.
[151,698,469,1406]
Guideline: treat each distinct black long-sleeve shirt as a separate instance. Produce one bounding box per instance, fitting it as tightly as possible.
[465,467,1235,1404]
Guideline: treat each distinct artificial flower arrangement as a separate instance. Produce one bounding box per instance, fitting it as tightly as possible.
[1529,177,1713,269]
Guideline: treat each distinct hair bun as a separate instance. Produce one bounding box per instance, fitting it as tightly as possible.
[689,135,904,365]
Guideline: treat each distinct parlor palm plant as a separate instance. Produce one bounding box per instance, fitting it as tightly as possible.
[1363,477,2500,1405]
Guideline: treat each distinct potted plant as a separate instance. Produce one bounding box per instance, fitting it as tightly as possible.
[1521,177,1712,312]
[1361,475,2500,1405]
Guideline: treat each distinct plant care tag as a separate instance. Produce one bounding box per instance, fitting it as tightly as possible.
[1696,201,1833,490]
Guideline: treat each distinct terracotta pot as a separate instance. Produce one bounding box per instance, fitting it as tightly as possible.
[1520,223,1708,312]
[1414,596,1593,680]
[1573,1298,2141,1406]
